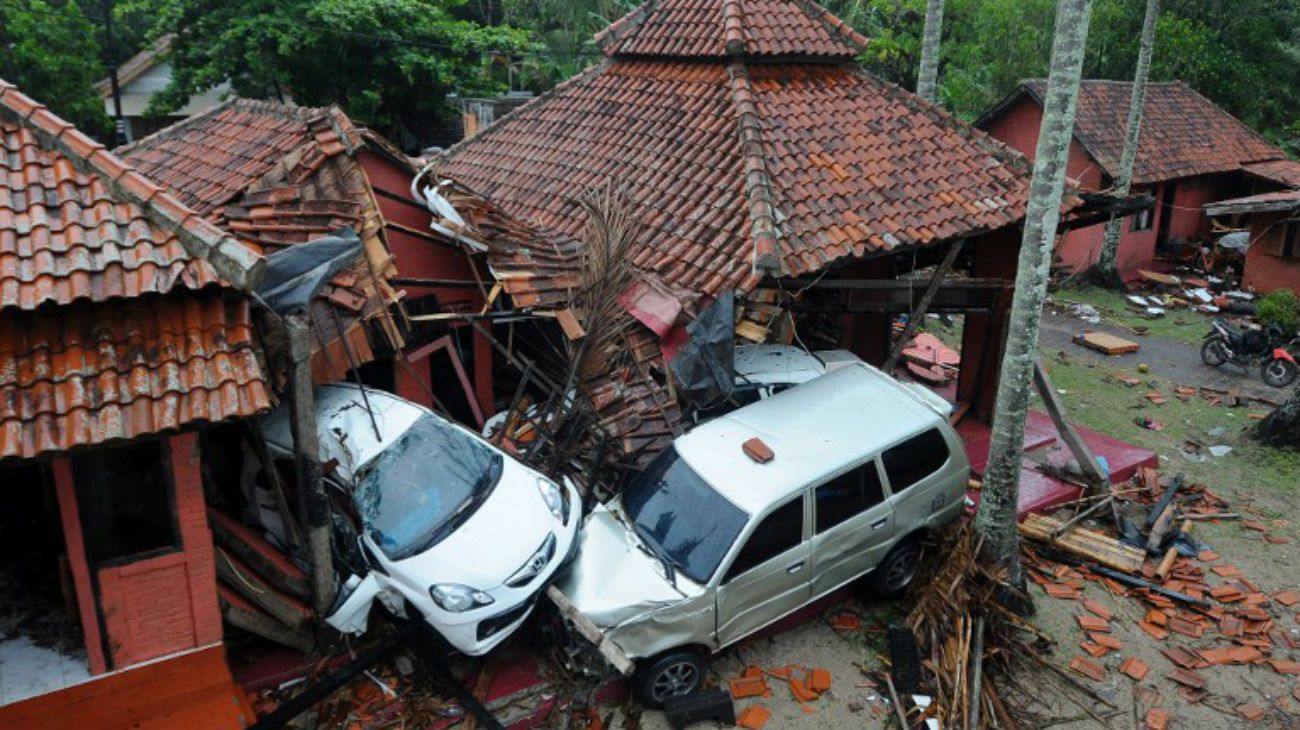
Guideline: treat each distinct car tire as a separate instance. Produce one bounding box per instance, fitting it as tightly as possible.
[633,648,707,709]
[868,539,920,599]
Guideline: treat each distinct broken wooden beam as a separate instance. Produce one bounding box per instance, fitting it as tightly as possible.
[215,548,313,630]
[208,508,311,599]
[1019,514,1145,573]
[883,239,964,372]
[546,586,634,676]
[219,587,315,654]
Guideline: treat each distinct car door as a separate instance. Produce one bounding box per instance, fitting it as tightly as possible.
[881,427,956,530]
[808,459,894,597]
[714,495,810,647]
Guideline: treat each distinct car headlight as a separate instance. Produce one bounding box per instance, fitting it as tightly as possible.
[537,478,564,521]
[430,584,494,612]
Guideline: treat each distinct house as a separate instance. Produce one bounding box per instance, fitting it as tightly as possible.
[453,92,535,142]
[119,99,575,430]
[978,80,1300,275]
[96,35,232,143]
[0,80,266,728]
[442,0,1038,458]
[1205,190,1300,294]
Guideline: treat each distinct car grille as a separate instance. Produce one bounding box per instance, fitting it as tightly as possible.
[505,533,557,588]
[476,599,534,641]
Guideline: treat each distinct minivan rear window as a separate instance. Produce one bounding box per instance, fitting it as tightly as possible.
[881,428,950,494]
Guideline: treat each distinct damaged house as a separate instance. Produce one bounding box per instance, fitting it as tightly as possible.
[441,0,1042,464]
[0,81,266,727]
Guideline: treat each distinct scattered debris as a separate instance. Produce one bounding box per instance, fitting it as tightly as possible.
[1074,330,1142,355]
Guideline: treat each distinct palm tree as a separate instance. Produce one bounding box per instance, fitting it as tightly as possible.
[975,0,1095,584]
[1090,0,1160,286]
[916,0,945,103]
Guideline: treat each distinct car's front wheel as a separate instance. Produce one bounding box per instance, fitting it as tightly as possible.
[868,539,920,599]
[633,648,707,708]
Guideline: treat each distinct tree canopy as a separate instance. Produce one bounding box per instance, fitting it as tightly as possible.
[824,0,1300,152]
[1,0,110,136]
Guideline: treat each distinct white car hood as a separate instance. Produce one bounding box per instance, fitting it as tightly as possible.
[385,459,557,589]
[554,503,689,628]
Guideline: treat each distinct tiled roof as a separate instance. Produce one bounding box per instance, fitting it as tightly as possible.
[1243,160,1300,189]
[443,61,1029,297]
[596,0,867,59]
[1008,80,1285,185]
[1,293,270,460]
[0,80,270,459]
[0,83,263,308]
[119,99,360,220]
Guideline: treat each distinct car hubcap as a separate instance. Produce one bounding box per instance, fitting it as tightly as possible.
[887,552,916,591]
[653,662,698,700]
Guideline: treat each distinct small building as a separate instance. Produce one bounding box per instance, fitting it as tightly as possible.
[1205,190,1300,294]
[95,35,232,143]
[0,80,266,727]
[978,80,1300,276]
[454,92,535,142]
[443,0,1038,456]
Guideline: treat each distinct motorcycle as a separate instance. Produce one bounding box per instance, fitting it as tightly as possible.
[1200,318,1298,388]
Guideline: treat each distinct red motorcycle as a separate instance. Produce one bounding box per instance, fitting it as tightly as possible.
[1200,318,1298,388]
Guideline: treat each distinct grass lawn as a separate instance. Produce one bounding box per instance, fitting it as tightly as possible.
[1049,282,1210,346]
[1036,351,1300,499]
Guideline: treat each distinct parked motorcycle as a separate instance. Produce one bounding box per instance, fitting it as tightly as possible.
[1200,318,1298,387]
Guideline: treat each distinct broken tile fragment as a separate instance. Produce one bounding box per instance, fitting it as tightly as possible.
[1268,659,1300,675]
[1236,704,1266,721]
[1069,655,1106,682]
[730,675,769,699]
[1211,564,1242,578]
[1120,657,1150,681]
[1077,615,1110,632]
[1139,620,1171,641]
[1082,599,1114,621]
[1274,591,1299,607]
[1145,707,1170,730]
[736,705,771,729]
[1167,667,1208,689]
[807,668,831,694]
[1197,549,1220,562]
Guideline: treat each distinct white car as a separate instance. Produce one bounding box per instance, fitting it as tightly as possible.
[554,363,969,706]
[259,384,581,655]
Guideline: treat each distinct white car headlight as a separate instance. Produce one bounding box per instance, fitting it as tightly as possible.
[430,584,494,612]
[537,477,565,521]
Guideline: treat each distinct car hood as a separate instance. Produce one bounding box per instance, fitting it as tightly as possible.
[554,503,694,628]
[385,459,558,590]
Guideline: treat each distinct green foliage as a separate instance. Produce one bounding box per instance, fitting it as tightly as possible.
[822,0,1300,146]
[498,0,630,89]
[1,0,110,136]
[1257,289,1300,335]
[146,0,532,147]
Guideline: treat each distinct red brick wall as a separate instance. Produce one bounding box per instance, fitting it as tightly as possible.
[96,432,221,669]
[1244,212,1300,294]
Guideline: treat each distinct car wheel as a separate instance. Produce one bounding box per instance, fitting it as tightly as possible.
[1200,338,1228,367]
[1262,358,1297,388]
[869,539,920,599]
[633,648,707,709]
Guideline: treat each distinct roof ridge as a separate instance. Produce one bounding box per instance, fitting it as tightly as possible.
[0,79,264,291]
[593,0,663,54]
[793,0,870,53]
[727,61,782,276]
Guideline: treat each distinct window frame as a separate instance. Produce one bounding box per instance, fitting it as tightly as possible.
[879,427,952,497]
[72,437,182,568]
[813,458,887,534]
[721,494,806,585]
[1130,205,1154,232]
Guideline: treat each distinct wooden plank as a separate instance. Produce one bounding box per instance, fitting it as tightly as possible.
[215,548,313,629]
[208,508,311,599]
[219,587,316,654]
[882,239,965,372]
[546,586,635,676]
[555,308,586,340]
[1073,331,1141,355]
[1034,360,1109,489]
[1019,514,1145,573]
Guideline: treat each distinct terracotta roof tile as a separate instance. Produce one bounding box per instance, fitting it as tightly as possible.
[597,0,867,59]
[1243,159,1300,189]
[1015,80,1284,185]
[0,293,270,460]
[0,81,270,458]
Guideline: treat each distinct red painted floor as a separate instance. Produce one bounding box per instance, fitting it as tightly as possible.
[960,411,1157,520]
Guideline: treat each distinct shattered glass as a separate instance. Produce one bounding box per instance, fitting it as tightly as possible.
[353,416,503,561]
[623,447,748,584]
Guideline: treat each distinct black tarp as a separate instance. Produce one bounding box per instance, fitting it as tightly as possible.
[255,228,364,315]
[669,292,735,408]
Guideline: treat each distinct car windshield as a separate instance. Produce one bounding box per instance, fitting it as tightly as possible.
[353,415,504,561]
[622,447,748,584]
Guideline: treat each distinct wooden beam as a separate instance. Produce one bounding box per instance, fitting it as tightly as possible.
[286,314,335,615]
[771,277,1008,291]
[1033,360,1109,491]
[882,239,964,372]
[545,586,634,675]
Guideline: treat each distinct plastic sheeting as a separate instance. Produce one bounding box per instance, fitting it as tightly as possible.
[668,293,735,408]
[255,228,365,314]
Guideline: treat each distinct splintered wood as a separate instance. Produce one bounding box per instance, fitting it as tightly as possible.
[1018,514,1146,572]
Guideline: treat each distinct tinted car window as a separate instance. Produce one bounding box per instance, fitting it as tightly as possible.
[623,447,749,584]
[815,462,885,533]
[881,428,950,494]
[724,497,804,583]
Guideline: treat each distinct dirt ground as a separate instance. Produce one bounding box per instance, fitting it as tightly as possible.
[607,298,1300,730]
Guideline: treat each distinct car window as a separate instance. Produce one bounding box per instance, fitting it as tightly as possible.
[694,386,764,422]
[723,497,804,583]
[815,462,885,533]
[881,428,950,494]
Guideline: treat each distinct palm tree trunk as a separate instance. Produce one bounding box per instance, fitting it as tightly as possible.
[974,0,1094,586]
[1091,0,1160,286]
[916,0,945,103]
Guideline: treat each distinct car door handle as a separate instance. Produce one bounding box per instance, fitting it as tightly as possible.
[871,518,889,530]
[786,562,804,574]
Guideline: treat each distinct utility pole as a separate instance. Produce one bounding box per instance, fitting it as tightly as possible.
[101,0,128,146]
